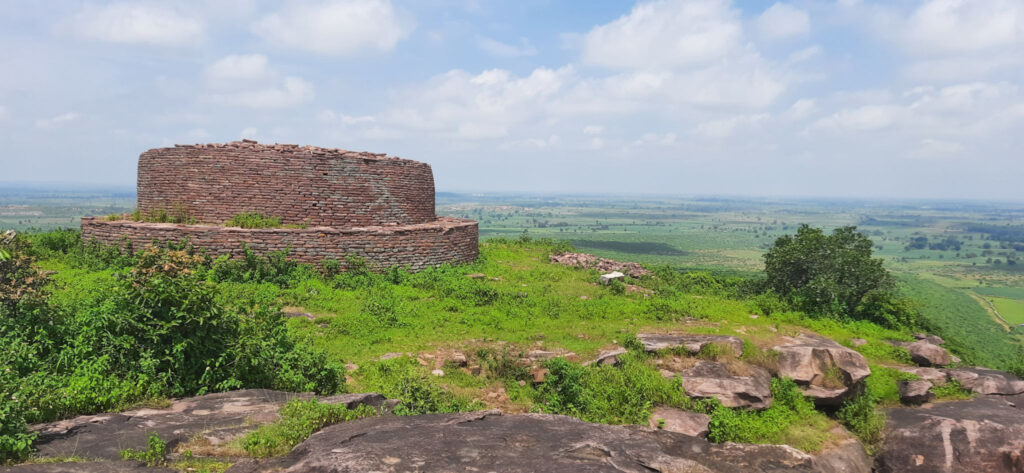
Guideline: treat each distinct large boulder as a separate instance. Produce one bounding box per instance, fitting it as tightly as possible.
[913,333,945,345]
[895,366,948,385]
[902,340,952,367]
[945,367,1024,395]
[774,334,870,406]
[26,390,390,461]
[680,360,772,409]
[898,380,935,405]
[226,411,867,473]
[877,395,1024,472]
[647,407,711,438]
[637,333,745,356]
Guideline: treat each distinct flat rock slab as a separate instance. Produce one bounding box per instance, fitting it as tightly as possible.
[28,390,388,461]
[680,361,772,409]
[1,461,174,473]
[226,411,863,473]
[878,395,1024,473]
[774,334,870,406]
[637,333,744,356]
[945,367,1024,395]
[895,366,948,385]
[648,407,710,438]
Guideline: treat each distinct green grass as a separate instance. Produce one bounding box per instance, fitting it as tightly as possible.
[898,274,1022,368]
[240,399,377,457]
[989,297,1024,325]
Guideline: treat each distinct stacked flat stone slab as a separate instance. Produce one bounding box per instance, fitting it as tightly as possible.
[81,141,478,270]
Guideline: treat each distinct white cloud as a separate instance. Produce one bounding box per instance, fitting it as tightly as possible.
[252,0,412,56]
[203,55,314,109]
[204,54,274,85]
[783,98,817,120]
[66,2,204,46]
[379,66,574,140]
[812,105,902,131]
[902,0,1024,55]
[240,127,259,139]
[581,0,742,70]
[35,112,80,129]
[912,138,963,159]
[756,3,810,41]
[477,37,537,57]
[634,132,678,145]
[583,125,604,135]
[0,105,7,121]
[696,113,768,138]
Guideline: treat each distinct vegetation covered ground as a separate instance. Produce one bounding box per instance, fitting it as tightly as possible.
[5,224,1015,466]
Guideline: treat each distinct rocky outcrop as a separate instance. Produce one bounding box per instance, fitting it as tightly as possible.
[680,361,773,409]
[647,407,711,438]
[913,333,945,346]
[637,333,745,356]
[945,367,1024,395]
[774,334,870,406]
[227,411,866,473]
[549,252,649,278]
[898,380,935,405]
[584,346,627,366]
[895,366,948,385]
[877,395,1024,473]
[26,390,390,462]
[901,340,952,367]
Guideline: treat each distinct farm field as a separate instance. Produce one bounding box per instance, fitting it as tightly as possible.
[437,193,1024,367]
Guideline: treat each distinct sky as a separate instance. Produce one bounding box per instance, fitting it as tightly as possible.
[0,0,1022,199]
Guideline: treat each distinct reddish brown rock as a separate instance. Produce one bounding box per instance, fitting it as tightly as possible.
[774,334,870,406]
[648,407,711,438]
[680,361,772,409]
[549,252,649,278]
[637,333,745,356]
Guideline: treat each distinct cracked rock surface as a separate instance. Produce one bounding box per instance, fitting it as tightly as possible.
[226,411,865,473]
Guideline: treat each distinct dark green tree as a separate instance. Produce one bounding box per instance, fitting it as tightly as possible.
[764,225,916,327]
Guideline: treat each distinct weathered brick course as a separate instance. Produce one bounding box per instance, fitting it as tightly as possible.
[81,141,479,270]
[81,217,478,270]
[137,141,435,227]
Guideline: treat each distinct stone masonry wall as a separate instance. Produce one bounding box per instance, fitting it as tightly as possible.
[81,217,478,271]
[137,141,436,227]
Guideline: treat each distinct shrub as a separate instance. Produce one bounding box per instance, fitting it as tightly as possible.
[210,244,305,287]
[240,399,376,457]
[836,394,886,453]
[930,379,972,400]
[708,378,831,453]
[357,358,480,415]
[226,212,283,229]
[534,355,701,424]
[119,432,167,467]
[0,369,35,464]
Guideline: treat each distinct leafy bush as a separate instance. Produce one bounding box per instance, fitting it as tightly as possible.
[0,368,35,464]
[836,394,886,453]
[534,355,701,424]
[764,225,919,329]
[357,358,480,415]
[131,204,194,224]
[240,399,376,457]
[210,244,307,287]
[708,378,831,453]
[863,365,918,405]
[4,244,342,432]
[930,379,972,400]
[119,432,166,467]
[226,212,283,229]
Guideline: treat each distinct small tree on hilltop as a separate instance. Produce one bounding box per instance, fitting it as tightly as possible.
[764,224,918,328]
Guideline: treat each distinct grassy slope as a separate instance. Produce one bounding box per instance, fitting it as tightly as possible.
[897,273,1022,367]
